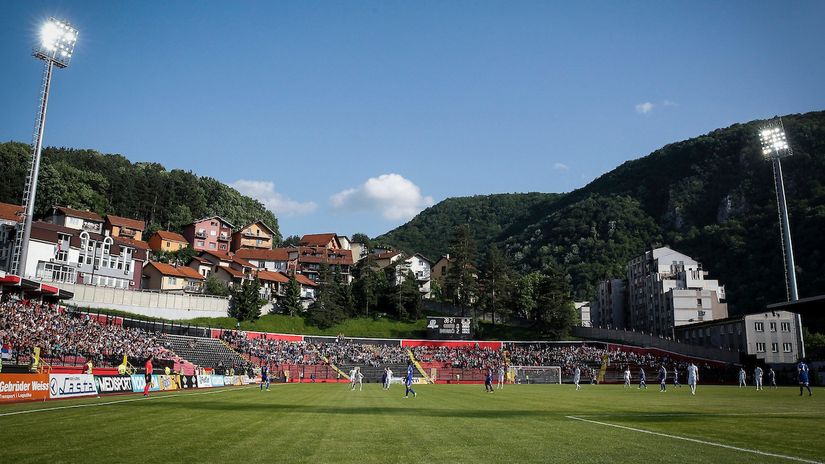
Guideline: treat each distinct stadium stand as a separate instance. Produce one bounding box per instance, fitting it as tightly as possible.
[161,334,248,373]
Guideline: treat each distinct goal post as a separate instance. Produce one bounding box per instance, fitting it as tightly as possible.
[509,366,562,384]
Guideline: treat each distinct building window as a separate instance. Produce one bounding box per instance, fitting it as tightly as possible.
[783,343,793,353]
[219,244,227,250]
[55,250,68,262]
[756,342,766,353]
[754,322,764,332]
[210,230,217,236]
[209,242,216,249]
[769,322,776,332]
[166,241,171,247]
[781,322,791,332]
[169,277,177,285]
[696,298,702,307]
[771,343,778,353]
[197,240,205,247]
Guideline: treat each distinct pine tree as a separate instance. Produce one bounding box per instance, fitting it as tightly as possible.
[281,276,302,316]
[444,224,478,315]
[229,278,266,322]
[480,246,513,324]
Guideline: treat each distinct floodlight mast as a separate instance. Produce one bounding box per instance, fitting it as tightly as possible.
[759,118,804,358]
[10,18,78,277]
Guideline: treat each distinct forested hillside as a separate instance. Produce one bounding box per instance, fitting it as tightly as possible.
[379,110,825,314]
[0,143,281,242]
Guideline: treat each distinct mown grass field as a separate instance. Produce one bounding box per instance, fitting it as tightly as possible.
[0,383,821,463]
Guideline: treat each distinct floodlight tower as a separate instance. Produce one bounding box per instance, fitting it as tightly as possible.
[759,119,804,358]
[10,18,78,277]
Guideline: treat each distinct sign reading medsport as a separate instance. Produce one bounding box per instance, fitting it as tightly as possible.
[426,317,473,340]
[94,375,134,394]
[49,374,97,399]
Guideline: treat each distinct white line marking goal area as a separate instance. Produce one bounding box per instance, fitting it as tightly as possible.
[566,415,822,464]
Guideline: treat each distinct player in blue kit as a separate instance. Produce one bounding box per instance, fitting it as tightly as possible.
[485,366,494,392]
[404,363,417,398]
[798,360,812,396]
[658,364,667,392]
[638,368,647,389]
[260,364,270,391]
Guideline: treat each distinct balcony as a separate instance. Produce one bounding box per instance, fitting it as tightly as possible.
[195,231,207,239]
[218,234,230,242]
[119,228,136,238]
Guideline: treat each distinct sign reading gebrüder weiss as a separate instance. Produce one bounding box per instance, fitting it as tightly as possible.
[94,375,134,394]
[49,374,97,399]
[0,374,50,403]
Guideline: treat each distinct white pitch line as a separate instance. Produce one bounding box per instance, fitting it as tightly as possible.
[573,412,811,418]
[566,415,821,464]
[0,386,252,418]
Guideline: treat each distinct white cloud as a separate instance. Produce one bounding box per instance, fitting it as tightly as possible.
[553,162,569,171]
[330,173,434,221]
[635,102,655,114]
[231,180,317,216]
[663,99,677,107]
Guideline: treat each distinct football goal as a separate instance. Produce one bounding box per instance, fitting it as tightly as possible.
[509,366,562,384]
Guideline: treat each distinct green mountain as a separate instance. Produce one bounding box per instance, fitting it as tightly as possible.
[0,142,281,242]
[378,110,825,314]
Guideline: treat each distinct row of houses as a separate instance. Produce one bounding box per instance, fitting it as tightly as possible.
[0,203,444,308]
[589,246,800,364]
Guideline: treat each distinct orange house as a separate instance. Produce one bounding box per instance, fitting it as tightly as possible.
[148,230,189,253]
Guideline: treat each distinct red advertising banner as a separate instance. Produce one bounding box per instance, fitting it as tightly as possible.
[0,374,50,403]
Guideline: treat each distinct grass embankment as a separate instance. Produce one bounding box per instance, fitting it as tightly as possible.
[75,306,549,340]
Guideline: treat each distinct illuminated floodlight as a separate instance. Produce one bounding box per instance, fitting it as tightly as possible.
[759,122,792,159]
[33,17,78,68]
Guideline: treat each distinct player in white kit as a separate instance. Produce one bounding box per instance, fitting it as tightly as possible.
[356,367,364,391]
[573,366,581,390]
[738,368,747,388]
[754,366,763,391]
[349,368,357,391]
[687,362,699,395]
[497,365,505,390]
[623,367,631,388]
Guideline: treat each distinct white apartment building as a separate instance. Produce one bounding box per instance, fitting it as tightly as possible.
[627,247,727,337]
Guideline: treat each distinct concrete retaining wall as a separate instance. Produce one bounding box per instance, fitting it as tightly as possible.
[51,282,230,320]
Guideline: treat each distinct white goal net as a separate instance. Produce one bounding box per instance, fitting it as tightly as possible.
[510,366,562,384]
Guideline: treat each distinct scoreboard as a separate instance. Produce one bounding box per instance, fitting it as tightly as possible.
[426,317,473,340]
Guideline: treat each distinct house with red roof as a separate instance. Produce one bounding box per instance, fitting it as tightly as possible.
[148,230,189,254]
[183,216,234,253]
[231,220,276,252]
[142,261,205,293]
[46,206,104,234]
[104,215,146,241]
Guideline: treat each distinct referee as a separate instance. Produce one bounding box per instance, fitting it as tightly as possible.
[143,354,154,397]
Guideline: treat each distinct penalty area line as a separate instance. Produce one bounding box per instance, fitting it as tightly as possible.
[565,415,821,464]
[0,386,254,418]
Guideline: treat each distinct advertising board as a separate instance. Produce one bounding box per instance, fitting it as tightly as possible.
[94,375,134,394]
[49,374,97,399]
[0,374,50,403]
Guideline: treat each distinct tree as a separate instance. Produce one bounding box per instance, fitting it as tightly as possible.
[306,264,346,329]
[480,246,513,324]
[352,255,384,317]
[533,267,576,338]
[281,276,302,316]
[396,270,423,320]
[443,224,478,314]
[229,278,266,322]
[351,232,371,250]
[281,235,301,247]
[512,272,541,320]
[204,275,230,297]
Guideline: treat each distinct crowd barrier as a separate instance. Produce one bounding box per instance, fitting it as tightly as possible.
[0,372,256,404]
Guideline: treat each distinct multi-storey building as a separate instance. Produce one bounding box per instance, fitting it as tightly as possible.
[376,252,432,298]
[627,247,727,337]
[183,216,234,252]
[294,246,353,284]
[46,206,104,234]
[591,279,627,329]
[231,220,276,251]
[233,248,291,272]
[104,215,145,241]
[674,310,800,364]
[5,221,147,289]
[299,233,344,249]
[0,202,23,272]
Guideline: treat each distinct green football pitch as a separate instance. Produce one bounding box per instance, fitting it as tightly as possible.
[0,383,822,463]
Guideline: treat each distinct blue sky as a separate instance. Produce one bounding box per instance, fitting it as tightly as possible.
[1,1,824,238]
